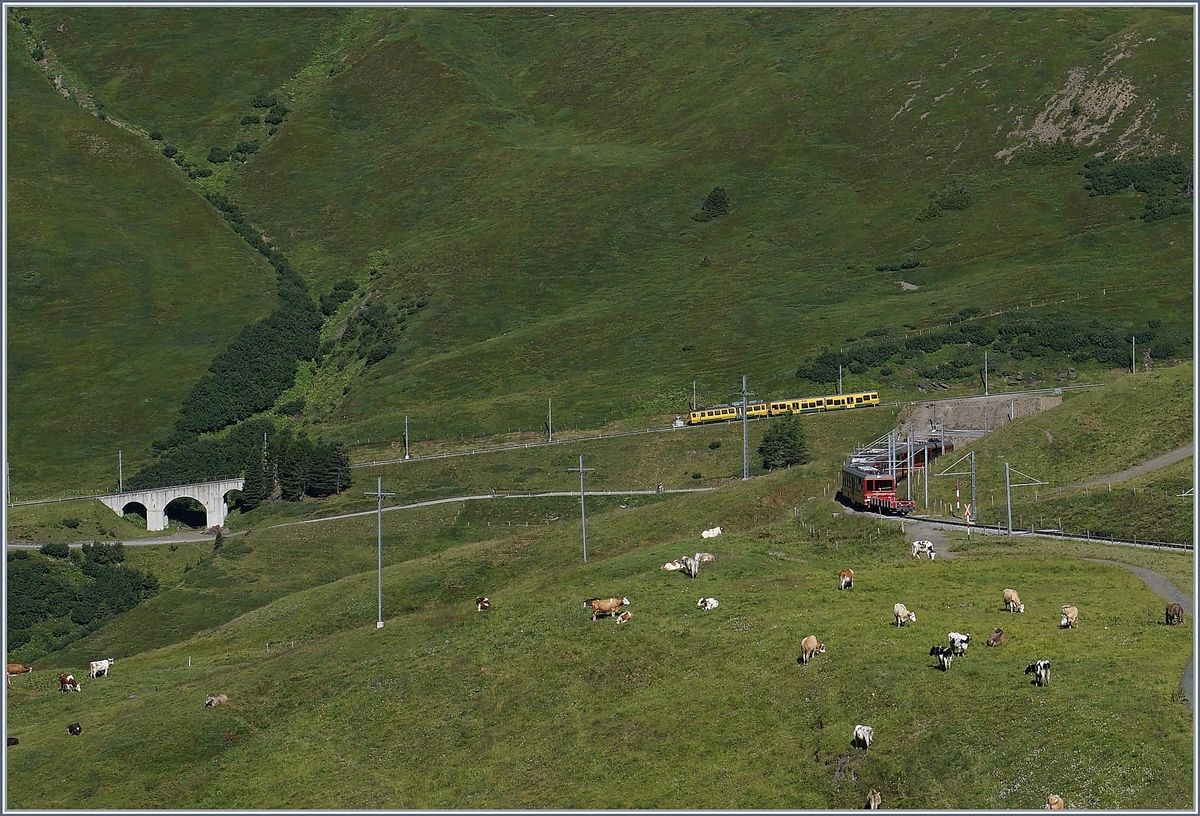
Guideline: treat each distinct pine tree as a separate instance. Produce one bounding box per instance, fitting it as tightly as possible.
[758,413,809,471]
[240,443,269,510]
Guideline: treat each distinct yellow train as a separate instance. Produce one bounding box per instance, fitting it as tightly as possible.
[687,390,880,425]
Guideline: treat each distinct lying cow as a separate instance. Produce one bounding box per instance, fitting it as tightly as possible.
[838,568,854,590]
[949,632,971,655]
[697,597,719,611]
[1060,605,1078,629]
[1044,794,1065,810]
[6,737,17,747]
[89,658,114,679]
[986,628,1006,647]
[205,694,229,707]
[59,673,81,692]
[894,603,916,627]
[930,644,954,671]
[6,663,31,687]
[661,559,684,571]
[852,724,874,751]
[67,723,82,736]
[911,540,936,560]
[701,526,723,539]
[583,597,630,621]
[475,596,491,611]
[1025,659,1051,687]
[695,552,716,563]
[798,635,825,665]
[615,611,633,624]
[1166,603,1185,626]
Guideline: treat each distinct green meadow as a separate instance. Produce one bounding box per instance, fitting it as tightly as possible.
[4,6,1194,809]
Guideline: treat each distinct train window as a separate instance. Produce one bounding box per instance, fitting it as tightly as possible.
[855,396,862,403]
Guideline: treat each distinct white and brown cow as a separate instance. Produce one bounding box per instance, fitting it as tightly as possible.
[1003,589,1025,613]
[799,635,825,665]
[88,658,114,679]
[697,597,720,611]
[584,597,629,621]
[1044,794,1065,810]
[1060,605,1078,629]
[838,568,854,590]
[615,610,633,624]
[6,664,31,687]
[58,673,81,692]
[866,789,881,809]
[661,559,685,571]
[205,694,229,707]
[475,596,491,611]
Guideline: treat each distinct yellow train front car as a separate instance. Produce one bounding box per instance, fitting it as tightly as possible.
[687,401,769,425]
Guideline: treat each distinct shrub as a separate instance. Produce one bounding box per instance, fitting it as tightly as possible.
[149,130,163,141]
[758,413,809,471]
[694,186,731,221]
[240,114,260,126]
[30,47,43,61]
[235,139,259,155]
[708,441,721,450]
[61,517,80,529]
[365,341,397,366]
[207,146,230,164]
[251,93,278,108]
[936,184,973,210]
[39,542,70,559]
[19,15,31,25]
[161,144,177,158]
[264,110,284,125]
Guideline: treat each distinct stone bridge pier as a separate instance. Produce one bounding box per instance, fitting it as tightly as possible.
[98,479,245,531]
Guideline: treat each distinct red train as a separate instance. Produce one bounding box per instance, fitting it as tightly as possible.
[839,464,915,515]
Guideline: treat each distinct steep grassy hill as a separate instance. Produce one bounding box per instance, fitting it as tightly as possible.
[6,6,1192,498]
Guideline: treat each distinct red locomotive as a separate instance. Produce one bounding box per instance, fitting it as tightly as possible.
[839,463,915,515]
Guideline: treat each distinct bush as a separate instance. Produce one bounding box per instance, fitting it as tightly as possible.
[207,146,230,164]
[365,341,397,366]
[235,139,259,155]
[149,130,163,141]
[694,186,730,221]
[30,47,43,61]
[161,144,177,158]
[251,93,278,108]
[61,517,80,529]
[758,413,809,471]
[264,110,284,125]
[709,441,721,449]
[39,542,70,559]
[240,114,260,126]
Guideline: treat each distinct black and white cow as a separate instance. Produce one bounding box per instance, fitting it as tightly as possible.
[929,645,954,671]
[1025,659,1050,687]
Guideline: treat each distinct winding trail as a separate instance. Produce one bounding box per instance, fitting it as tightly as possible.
[1077,443,1193,488]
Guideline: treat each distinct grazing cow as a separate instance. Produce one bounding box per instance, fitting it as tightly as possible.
[67,723,82,736]
[681,555,700,578]
[1003,589,1025,613]
[1166,603,1185,626]
[1060,605,1078,629]
[661,559,684,571]
[798,635,825,665]
[88,658,114,679]
[1025,659,1051,687]
[838,568,854,590]
[701,526,723,539]
[6,663,31,687]
[695,552,716,563]
[697,597,720,611]
[6,737,17,747]
[583,597,629,621]
[986,628,1006,647]
[893,603,916,627]
[852,724,874,750]
[911,540,936,560]
[930,645,954,671]
[615,610,633,624]
[1045,794,1064,810]
[205,694,229,707]
[866,789,881,810]
[948,632,972,655]
[58,674,81,692]
[475,596,491,611]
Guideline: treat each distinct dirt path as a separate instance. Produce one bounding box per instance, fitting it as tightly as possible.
[1078,443,1193,487]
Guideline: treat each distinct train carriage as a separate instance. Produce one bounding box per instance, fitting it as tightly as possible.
[839,463,915,515]
[687,400,768,426]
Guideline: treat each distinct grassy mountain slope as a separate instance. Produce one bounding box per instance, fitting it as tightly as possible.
[5,19,279,496]
[5,476,1193,807]
[7,7,1191,497]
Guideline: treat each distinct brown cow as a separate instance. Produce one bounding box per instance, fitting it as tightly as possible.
[799,635,826,665]
[838,569,854,590]
[986,627,1006,647]
[583,597,629,621]
[58,673,81,692]
[1044,794,1064,809]
[6,664,31,687]
[1166,603,1185,625]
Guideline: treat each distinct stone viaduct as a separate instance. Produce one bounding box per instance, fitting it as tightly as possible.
[97,479,244,532]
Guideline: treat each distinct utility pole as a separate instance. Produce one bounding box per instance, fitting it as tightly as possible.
[906,427,913,501]
[838,365,843,395]
[118,450,123,494]
[404,416,410,460]
[568,455,595,562]
[548,399,553,443]
[1005,463,1013,535]
[1132,336,1136,373]
[733,375,757,480]
[693,380,697,412]
[984,349,988,396]
[364,476,395,628]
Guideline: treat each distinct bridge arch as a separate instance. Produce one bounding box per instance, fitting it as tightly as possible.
[98,479,245,532]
